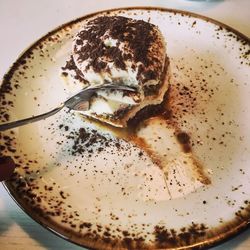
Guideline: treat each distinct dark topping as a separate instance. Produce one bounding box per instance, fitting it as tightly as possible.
[61,55,88,84]
[67,16,164,85]
[141,57,169,96]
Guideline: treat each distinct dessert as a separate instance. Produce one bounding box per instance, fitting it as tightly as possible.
[61,16,171,127]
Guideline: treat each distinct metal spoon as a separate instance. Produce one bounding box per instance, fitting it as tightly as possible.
[0,84,136,131]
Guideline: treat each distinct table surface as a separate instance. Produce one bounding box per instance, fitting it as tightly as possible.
[0,0,249,249]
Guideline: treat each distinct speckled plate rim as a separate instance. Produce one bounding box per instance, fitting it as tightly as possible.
[3,182,250,250]
[1,6,250,250]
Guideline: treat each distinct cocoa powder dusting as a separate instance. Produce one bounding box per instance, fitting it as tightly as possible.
[63,16,163,86]
[75,16,155,69]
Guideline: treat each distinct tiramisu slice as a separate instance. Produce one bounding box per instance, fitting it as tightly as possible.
[61,16,171,127]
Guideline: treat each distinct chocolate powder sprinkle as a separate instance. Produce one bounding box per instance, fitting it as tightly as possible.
[65,127,112,155]
[61,55,88,84]
[65,16,163,86]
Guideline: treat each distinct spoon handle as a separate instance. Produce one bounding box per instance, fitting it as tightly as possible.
[0,104,64,131]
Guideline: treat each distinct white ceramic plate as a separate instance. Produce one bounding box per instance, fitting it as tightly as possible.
[0,7,249,250]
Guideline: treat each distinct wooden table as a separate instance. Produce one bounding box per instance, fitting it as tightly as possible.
[0,0,249,249]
